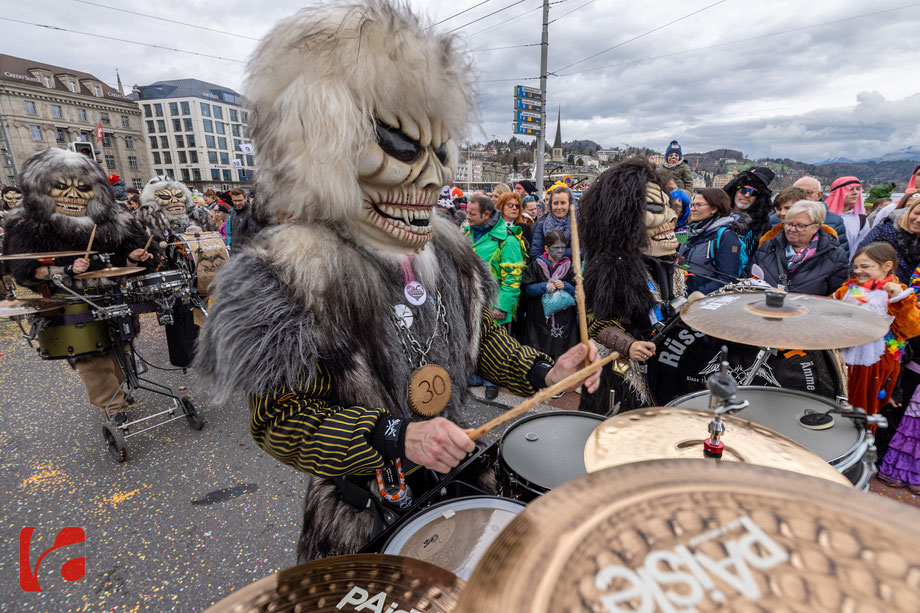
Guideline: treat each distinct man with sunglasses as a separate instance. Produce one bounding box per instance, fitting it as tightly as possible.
[722,166,775,268]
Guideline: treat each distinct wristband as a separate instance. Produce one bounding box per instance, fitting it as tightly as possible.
[527,359,554,391]
[371,414,409,460]
[63,265,75,277]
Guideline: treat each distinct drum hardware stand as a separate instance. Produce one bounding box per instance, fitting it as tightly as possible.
[741,347,777,386]
[704,346,750,458]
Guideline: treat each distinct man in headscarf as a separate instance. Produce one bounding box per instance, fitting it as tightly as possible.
[825,176,868,260]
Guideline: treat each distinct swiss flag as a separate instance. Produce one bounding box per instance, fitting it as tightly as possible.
[93,121,104,144]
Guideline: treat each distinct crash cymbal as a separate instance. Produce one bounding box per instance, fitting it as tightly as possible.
[458,459,920,613]
[74,266,145,279]
[680,290,890,350]
[0,297,72,317]
[584,406,852,486]
[204,554,464,613]
[0,250,98,261]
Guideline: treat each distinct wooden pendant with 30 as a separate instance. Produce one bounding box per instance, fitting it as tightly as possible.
[408,364,452,416]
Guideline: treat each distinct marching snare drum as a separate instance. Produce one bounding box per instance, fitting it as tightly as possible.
[124,269,188,300]
[668,386,871,489]
[498,411,605,501]
[173,231,227,296]
[382,496,525,580]
[35,301,111,359]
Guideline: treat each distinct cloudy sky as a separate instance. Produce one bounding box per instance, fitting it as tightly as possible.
[3,0,919,162]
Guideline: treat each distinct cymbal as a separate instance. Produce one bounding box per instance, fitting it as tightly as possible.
[0,297,72,317]
[457,459,920,613]
[204,554,464,613]
[680,290,890,350]
[74,266,145,279]
[0,250,98,261]
[584,406,852,486]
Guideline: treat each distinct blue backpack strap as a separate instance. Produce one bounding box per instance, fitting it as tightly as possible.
[707,227,726,262]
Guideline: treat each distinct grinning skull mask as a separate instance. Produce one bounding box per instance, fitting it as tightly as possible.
[18,147,120,228]
[642,182,678,257]
[1,186,22,211]
[245,1,474,255]
[140,176,193,218]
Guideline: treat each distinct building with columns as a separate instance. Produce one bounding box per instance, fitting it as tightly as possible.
[0,54,151,189]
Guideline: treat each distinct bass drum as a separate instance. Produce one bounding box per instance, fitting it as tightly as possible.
[172,231,228,297]
[646,314,847,405]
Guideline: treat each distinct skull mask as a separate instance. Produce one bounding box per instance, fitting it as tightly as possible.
[156,187,189,217]
[1,186,22,210]
[642,182,678,257]
[49,177,95,217]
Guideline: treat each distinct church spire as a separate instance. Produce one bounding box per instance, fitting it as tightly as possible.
[116,68,124,96]
[552,104,563,150]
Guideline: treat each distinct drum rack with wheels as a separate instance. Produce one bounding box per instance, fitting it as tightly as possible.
[48,272,204,463]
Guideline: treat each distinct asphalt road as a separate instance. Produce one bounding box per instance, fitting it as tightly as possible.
[0,312,537,612]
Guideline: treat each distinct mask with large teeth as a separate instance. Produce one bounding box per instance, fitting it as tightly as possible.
[351,114,454,254]
[642,181,678,257]
[155,187,189,217]
[49,178,94,217]
[1,186,22,210]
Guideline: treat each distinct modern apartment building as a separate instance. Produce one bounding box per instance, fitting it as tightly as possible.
[131,79,253,191]
[0,54,150,188]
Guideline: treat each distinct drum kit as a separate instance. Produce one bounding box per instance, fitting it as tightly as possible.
[0,231,228,462]
[210,288,920,612]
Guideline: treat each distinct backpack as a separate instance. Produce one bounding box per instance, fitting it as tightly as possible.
[706,226,748,278]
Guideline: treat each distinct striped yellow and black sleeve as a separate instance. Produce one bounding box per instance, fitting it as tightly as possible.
[587,317,624,339]
[248,362,389,477]
[476,307,553,396]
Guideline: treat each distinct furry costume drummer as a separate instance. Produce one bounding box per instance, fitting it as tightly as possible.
[578,158,686,415]
[195,0,598,562]
[2,148,155,414]
[135,175,214,242]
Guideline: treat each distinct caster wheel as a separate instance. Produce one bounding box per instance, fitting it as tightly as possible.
[102,423,127,463]
[181,397,204,430]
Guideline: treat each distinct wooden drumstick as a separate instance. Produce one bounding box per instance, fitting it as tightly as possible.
[569,204,590,367]
[83,224,97,260]
[143,234,154,253]
[467,351,618,441]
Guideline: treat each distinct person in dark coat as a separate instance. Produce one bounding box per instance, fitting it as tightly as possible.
[678,188,741,295]
[723,166,775,262]
[530,186,574,260]
[227,187,262,252]
[857,194,920,283]
[520,231,580,359]
[752,199,849,295]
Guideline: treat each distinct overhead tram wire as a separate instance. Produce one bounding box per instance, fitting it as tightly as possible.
[475,3,544,37]
[72,0,260,40]
[471,42,542,52]
[445,0,531,34]
[548,0,596,24]
[0,17,247,63]
[427,0,494,29]
[552,0,729,72]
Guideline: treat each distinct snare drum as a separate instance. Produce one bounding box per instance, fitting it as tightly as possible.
[668,386,871,489]
[173,231,227,296]
[382,496,524,580]
[35,301,111,359]
[499,411,605,501]
[125,269,187,300]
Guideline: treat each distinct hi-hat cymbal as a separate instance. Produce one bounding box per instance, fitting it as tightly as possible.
[0,250,98,261]
[680,290,890,350]
[204,554,464,613]
[457,459,920,613]
[74,266,145,279]
[0,297,72,317]
[584,406,851,486]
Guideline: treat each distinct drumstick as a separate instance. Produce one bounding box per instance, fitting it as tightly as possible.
[468,351,619,441]
[143,234,154,253]
[568,204,590,367]
[83,224,97,260]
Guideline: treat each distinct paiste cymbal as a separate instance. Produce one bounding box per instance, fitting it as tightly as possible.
[74,266,145,279]
[584,406,852,486]
[0,297,72,317]
[457,459,920,613]
[680,290,890,350]
[0,250,98,261]
[204,554,464,613]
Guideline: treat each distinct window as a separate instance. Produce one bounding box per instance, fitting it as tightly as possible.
[239,125,247,139]
[144,104,152,118]
[29,125,42,141]
[200,102,211,117]
[155,168,163,176]
[169,102,179,116]
[218,137,227,150]
[216,122,225,135]
[229,108,238,122]
[205,135,215,148]
[102,135,111,148]
[186,134,196,148]
[77,108,87,121]
[121,115,130,128]
[105,154,115,170]
[146,120,155,133]
[213,106,223,120]
[183,118,193,132]
[189,151,198,163]
[51,104,63,118]
[181,168,191,182]
[211,169,220,181]
[233,139,241,150]
[238,169,248,182]
[241,111,248,123]
[128,156,138,170]
[149,136,158,149]
[124,135,134,149]
[207,151,218,164]
[160,136,169,148]
[93,85,102,97]
[156,120,166,133]
[222,169,231,182]
[171,118,181,132]
[203,119,213,133]
[163,151,173,164]
[192,169,201,181]
[153,152,161,165]
[100,112,110,125]
[219,152,230,165]
[43,75,53,88]
[132,178,143,190]
[154,103,163,117]
[24,100,36,114]
[180,101,190,115]
[246,155,254,167]
[178,151,187,164]
[69,81,78,93]
[231,124,240,137]
[175,135,184,148]
[55,129,66,143]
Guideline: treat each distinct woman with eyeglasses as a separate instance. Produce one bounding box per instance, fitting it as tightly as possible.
[677,188,741,295]
[751,199,849,295]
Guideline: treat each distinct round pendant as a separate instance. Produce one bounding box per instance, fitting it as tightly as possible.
[408,364,452,416]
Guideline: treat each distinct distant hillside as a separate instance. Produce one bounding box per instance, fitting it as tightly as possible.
[815,160,919,185]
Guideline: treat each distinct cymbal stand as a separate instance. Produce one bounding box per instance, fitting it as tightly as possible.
[704,346,750,458]
[741,346,777,386]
